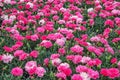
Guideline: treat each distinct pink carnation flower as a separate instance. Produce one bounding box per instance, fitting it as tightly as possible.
[40,40,53,48]
[55,38,66,47]
[70,45,84,54]
[19,52,29,61]
[3,46,13,53]
[58,48,66,55]
[11,67,23,76]
[72,55,82,64]
[104,19,114,28]
[50,54,60,60]
[30,50,39,58]
[31,34,39,41]
[71,74,83,80]
[25,61,37,75]
[35,67,46,77]
[37,27,45,33]
[51,58,62,66]
[55,72,66,80]
[14,50,24,57]
[44,58,49,66]
[110,58,117,64]
[2,54,14,63]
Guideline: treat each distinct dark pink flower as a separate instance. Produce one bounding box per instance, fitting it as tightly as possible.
[58,48,66,55]
[66,55,75,61]
[44,58,49,66]
[3,46,13,52]
[19,53,28,60]
[108,68,120,79]
[30,50,39,58]
[104,19,114,28]
[11,67,23,76]
[50,54,60,60]
[70,45,84,54]
[110,58,117,64]
[71,74,83,80]
[100,68,109,76]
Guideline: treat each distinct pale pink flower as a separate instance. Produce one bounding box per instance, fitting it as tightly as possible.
[47,0,54,3]
[58,28,73,35]
[58,20,65,24]
[4,0,11,4]
[117,61,120,69]
[90,36,100,42]
[94,48,102,56]
[55,38,66,47]
[9,15,16,22]
[39,19,45,25]
[51,58,62,66]
[76,18,83,24]
[106,46,114,54]
[87,8,94,12]
[80,72,90,80]
[35,67,46,77]
[2,54,14,63]
[26,2,33,8]
[81,56,91,63]
[111,9,119,15]
[25,61,37,73]
[100,38,108,45]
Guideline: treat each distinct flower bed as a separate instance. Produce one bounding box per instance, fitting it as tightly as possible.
[0,0,120,80]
